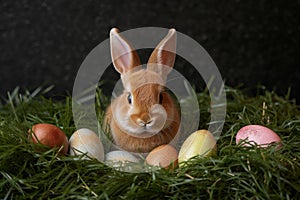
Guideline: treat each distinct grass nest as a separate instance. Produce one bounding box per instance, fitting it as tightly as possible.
[0,86,299,199]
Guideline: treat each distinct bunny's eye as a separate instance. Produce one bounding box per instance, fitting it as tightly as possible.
[159,93,163,104]
[127,93,132,104]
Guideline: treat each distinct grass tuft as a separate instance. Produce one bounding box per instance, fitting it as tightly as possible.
[0,86,299,199]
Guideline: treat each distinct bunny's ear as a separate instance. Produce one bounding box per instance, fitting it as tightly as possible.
[110,28,141,74]
[147,29,177,80]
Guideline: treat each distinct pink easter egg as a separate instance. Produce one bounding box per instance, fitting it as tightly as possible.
[236,125,281,148]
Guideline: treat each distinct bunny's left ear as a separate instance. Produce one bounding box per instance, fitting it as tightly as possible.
[147,28,177,80]
[110,28,141,74]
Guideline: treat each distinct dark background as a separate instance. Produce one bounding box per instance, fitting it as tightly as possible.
[1,0,299,102]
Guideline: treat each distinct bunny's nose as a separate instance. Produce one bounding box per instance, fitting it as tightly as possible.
[131,113,153,127]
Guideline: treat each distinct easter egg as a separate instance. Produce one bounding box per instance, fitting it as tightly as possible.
[29,123,69,155]
[105,150,140,171]
[145,145,178,169]
[69,128,104,162]
[105,150,139,163]
[178,130,217,164]
[236,125,281,148]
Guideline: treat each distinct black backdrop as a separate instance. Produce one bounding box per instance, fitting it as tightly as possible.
[1,0,299,102]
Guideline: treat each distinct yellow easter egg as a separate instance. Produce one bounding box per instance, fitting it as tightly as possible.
[178,130,217,165]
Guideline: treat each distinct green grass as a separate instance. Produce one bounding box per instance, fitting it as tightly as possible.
[0,86,299,199]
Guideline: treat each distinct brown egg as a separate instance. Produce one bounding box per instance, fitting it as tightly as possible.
[29,123,69,155]
[145,145,178,169]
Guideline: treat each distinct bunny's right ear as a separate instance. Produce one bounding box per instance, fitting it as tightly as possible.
[110,28,141,74]
[147,28,177,81]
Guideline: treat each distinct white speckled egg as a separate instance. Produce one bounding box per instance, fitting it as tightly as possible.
[236,125,281,148]
[105,150,140,171]
[105,150,139,163]
[69,128,104,162]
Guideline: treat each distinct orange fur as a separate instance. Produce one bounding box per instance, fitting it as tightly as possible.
[105,89,180,152]
[104,28,179,153]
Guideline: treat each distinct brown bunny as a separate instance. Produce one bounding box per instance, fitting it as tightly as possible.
[104,28,180,153]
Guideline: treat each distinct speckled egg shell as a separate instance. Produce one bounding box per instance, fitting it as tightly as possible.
[236,125,281,148]
[105,150,139,163]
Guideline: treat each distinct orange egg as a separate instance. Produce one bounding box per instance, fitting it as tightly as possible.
[145,145,178,169]
[29,123,69,155]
